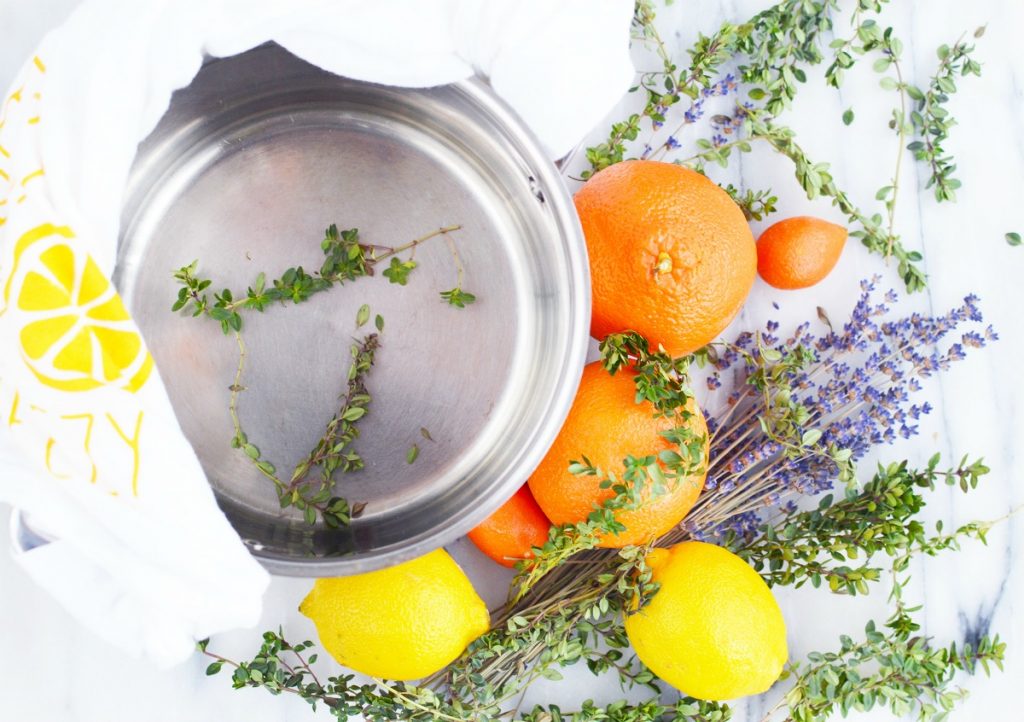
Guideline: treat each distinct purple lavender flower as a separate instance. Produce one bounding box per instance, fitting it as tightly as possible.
[688,279,994,541]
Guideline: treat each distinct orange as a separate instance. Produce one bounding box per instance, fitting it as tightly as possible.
[756,216,847,289]
[574,160,756,356]
[467,485,552,567]
[527,362,708,548]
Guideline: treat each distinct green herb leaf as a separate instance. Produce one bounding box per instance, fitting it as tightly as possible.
[801,429,822,447]
[382,257,417,286]
[356,304,370,327]
[342,407,366,422]
[439,287,476,308]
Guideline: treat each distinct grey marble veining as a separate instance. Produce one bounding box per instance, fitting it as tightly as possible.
[1,1,1022,720]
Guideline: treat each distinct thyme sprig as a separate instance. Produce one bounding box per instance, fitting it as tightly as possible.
[582,5,739,177]
[520,698,731,722]
[824,13,916,256]
[908,30,984,202]
[199,632,470,720]
[824,1,893,88]
[284,331,379,525]
[172,223,474,333]
[439,232,477,307]
[724,184,778,222]
[227,319,379,528]
[733,0,848,116]
[776,618,1004,722]
[727,456,991,595]
[826,14,984,240]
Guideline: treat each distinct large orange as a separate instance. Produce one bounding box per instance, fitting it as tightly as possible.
[467,485,552,568]
[575,160,756,356]
[527,362,708,548]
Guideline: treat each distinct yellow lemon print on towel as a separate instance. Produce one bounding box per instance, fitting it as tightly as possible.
[12,232,152,393]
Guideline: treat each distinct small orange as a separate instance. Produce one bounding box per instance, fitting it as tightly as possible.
[574,160,756,356]
[756,216,847,289]
[527,362,708,548]
[468,485,552,567]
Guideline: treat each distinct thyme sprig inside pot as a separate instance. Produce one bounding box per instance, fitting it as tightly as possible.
[171,223,476,526]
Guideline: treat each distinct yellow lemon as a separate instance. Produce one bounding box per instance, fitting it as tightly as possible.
[299,549,490,681]
[7,225,152,393]
[624,541,787,700]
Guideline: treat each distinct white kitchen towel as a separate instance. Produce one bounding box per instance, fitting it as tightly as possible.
[0,0,634,667]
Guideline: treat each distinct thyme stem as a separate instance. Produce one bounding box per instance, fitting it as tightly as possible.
[887,57,909,256]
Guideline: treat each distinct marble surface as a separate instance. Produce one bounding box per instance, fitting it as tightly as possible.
[1,1,1022,720]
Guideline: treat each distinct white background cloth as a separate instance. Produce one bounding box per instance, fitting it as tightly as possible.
[0,0,634,669]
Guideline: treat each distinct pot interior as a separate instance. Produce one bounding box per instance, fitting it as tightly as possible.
[116,43,588,574]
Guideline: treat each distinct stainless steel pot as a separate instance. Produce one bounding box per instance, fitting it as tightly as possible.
[109,43,589,576]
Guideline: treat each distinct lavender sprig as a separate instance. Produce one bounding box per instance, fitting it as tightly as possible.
[677,277,993,542]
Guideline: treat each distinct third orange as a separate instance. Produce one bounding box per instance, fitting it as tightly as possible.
[468,485,551,567]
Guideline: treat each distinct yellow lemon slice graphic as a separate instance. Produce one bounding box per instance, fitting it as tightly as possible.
[12,236,152,393]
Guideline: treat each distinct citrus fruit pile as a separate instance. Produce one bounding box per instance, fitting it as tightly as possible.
[303,160,850,698]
